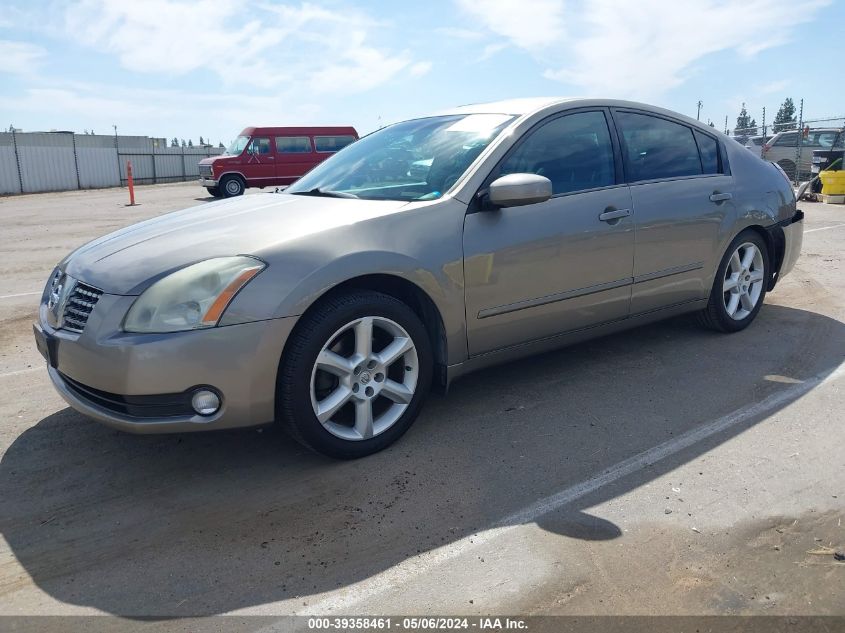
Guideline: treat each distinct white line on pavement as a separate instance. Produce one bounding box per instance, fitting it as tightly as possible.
[0,367,42,379]
[0,291,40,300]
[280,362,845,617]
[805,224,845,234]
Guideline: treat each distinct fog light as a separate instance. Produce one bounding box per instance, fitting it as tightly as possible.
[191,389,220,416]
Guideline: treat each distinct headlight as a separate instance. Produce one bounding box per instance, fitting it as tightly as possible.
[124,256,265,333]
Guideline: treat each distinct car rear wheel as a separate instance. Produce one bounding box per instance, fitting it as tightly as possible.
[278,291,432,459]
[220,175,245,197]
[206,186,221,197]
[698,230,769,333]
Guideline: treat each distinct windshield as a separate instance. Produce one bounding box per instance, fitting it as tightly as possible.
[287,114,515,201]
[225,135,250,156]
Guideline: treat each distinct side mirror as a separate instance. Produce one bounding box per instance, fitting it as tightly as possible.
[487,173,552,208]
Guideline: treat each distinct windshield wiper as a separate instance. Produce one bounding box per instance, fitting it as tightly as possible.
[290,187,359,199]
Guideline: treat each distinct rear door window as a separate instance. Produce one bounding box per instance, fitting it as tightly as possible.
[773,132,798,147]
[498,110,616,195]
[276,136,312,153]
[615,111,702,181]
[314,135,357,152]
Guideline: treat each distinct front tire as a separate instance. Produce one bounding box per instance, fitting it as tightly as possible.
[699,230,769,333]
[206,186,221,197]
[220,175,245,197]
[278,291,433,459]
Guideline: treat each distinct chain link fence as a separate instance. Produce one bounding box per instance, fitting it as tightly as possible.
[0,131,224,195]
[730,113,845,184]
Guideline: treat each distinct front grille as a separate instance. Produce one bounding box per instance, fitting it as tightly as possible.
[60,372,196,418]
[199,164,213,177]
[62,282,102,333]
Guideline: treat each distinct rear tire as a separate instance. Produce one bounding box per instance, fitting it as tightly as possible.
[220,175,245,197]
[206,186,221,197]
[698,230,770,333]
[277,291,432,459]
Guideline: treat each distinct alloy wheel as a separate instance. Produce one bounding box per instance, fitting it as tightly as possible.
[309,316,418,441]
[723,242,765,320]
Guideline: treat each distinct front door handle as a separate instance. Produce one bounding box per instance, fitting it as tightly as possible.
[599,208,631,222]
[709,192,732,203]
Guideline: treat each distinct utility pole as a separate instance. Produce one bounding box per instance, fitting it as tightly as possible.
[724,115,729,135]
[696,100,702,121]
[762,106,767,137]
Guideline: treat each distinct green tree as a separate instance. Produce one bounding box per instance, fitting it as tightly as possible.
[218,142,225,148]
[181,139,186,147]
[199,136,205,146]
[187,139,194,148]
[171,137,179,147]
[735,102,757,136]
[773,98,797,132]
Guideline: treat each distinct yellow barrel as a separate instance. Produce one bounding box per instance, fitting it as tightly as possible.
[819,170,845,195]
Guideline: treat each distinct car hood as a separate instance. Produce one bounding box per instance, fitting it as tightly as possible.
[62,194,409,295]
[199,155,233,165]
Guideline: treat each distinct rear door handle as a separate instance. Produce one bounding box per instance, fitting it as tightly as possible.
[709,192,732,202]
[599,208,631,222]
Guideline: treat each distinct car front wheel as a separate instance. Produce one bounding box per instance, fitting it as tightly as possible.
[699,230,769,333]
[278,291,432,459]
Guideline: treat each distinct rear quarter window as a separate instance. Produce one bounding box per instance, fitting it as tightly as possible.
[694,131,720,174]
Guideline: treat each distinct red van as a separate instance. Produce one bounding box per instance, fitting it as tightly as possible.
[198,126,358,197]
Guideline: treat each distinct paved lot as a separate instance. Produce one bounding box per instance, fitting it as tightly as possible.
[0,182,843,618]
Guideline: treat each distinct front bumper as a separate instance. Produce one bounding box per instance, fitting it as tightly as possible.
[34,293,297,433]
[199,177,218,187]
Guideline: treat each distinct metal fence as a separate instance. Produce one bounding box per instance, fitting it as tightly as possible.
[729,110,845,184]
[0,132,224,195]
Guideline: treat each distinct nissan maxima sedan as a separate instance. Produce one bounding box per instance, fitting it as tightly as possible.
[34,98,803,458]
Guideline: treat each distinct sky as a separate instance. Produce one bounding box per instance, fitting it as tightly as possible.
[0,0,843,146]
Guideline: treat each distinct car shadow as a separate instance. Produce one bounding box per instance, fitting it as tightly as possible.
[0,304,842,617]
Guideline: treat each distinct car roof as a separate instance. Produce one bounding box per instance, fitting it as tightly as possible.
[239,126,358,136]
[432,97,723,136]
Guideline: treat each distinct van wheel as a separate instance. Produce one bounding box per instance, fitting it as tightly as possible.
[698,230,769,333]
[220,175,245,197]
[206,186,221,197]
[277,291,432,459]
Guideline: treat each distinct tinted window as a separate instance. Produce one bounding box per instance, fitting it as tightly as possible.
[499,111,615,194]
[276,136,312,153]
[616,112,702,181]
[695,131,719,174]
[773,132,797,147]
[248,137,272,155]
[314,135,356,152]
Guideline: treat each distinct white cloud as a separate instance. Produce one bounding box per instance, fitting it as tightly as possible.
[458,0,830,99]
[61,0,422,93]
[409,61,433,77]
[0,40,47,74]
[456,0,565,52]
[754,79,790,95]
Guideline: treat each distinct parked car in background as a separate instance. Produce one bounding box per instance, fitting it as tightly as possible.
[744,135,772,153]
[34,98,803,459]
[761,128,841,180]
[198,126,358,197]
